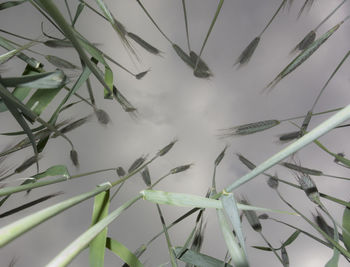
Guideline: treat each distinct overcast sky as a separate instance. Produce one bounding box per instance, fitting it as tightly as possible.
[1,0,350,266]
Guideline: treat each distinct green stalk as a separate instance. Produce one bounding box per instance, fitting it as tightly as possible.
[0,183,112,247]
[194,0,224,72]
[46,195,141,267]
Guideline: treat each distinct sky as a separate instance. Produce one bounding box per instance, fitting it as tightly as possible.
[1,0,350,266]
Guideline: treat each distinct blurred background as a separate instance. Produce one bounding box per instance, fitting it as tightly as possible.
[1,0,350,266]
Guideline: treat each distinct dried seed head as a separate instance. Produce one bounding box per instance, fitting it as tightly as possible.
[15,154,42,173]
[141,167,151,186]
[135,70,149,80]
[240,198,262,232]
[170,164,192,174]
[237,153,256,170]
[116,167,126,177]
[281,162,323,176]
[158,139,177,157]
[258,213,269,220]
[279,131,302,142]
[95,109,110,125]
[296,173,320,204]
[127,32,161,55]
[221,120,280,137]
[215,146,228,166]
[70,149,79,167]
[281,245,289,267]
[128,156,146,173]
[267,176,279,189]
[235,37,260,66]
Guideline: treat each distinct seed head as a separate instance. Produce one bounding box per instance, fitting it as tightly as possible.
[235,37,260,66]
[221,120,280,137]
[141,167,151,186]
[128,156,146,173]
[70,149,79,167]
[296,173,320,204]
[116,167,125,177]
[267,176,279,189]
[237,153,256,170]
[281,162,323,176]
[240,198,262,232]
[95,109,110,125]
[15,155,42,173]
[170,164,192,174]
[279,131,302,142]
[157,139,177,157]
[215,146,228,166]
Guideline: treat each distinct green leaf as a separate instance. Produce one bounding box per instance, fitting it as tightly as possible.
[90,190,110,267]
[1,96,38,166]
[174,247,233,267]
[0,65,41,113]
[342,207,350,251]
[0,0,27,10]
[216,209,249,267]
[0,70,67,89]
[0,39,37,64]
[283,230,301,247]
[46,194,140,267]
[73,3,85,26]
[106,237,144,267]
[0,183,111,248]
[141,190,298,215]
[26,87,61,115]
[45,55,79,69]
[32,165,70,180]
[221,193,248,256]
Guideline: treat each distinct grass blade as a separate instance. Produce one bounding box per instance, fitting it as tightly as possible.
[216,209,249,267]
[46,195,140,267]
[89,190,110,267]
[174,247,233,267]
[342,206,350,251]
[106,237,144,267]
[0,183,111,247]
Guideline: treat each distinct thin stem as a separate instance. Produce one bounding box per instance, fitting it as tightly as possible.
[259,0,287,37]
[135,0,173,44]
[314,0,348,31]
[259,232,284,265]
[280,107,344,122]
[269,218,331,249]
[276,190,350,259]
[0,29,43,43]
[182,0,191,52]
[311,50,350,112]
[64,0,73,24]
[194,0,224,71]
